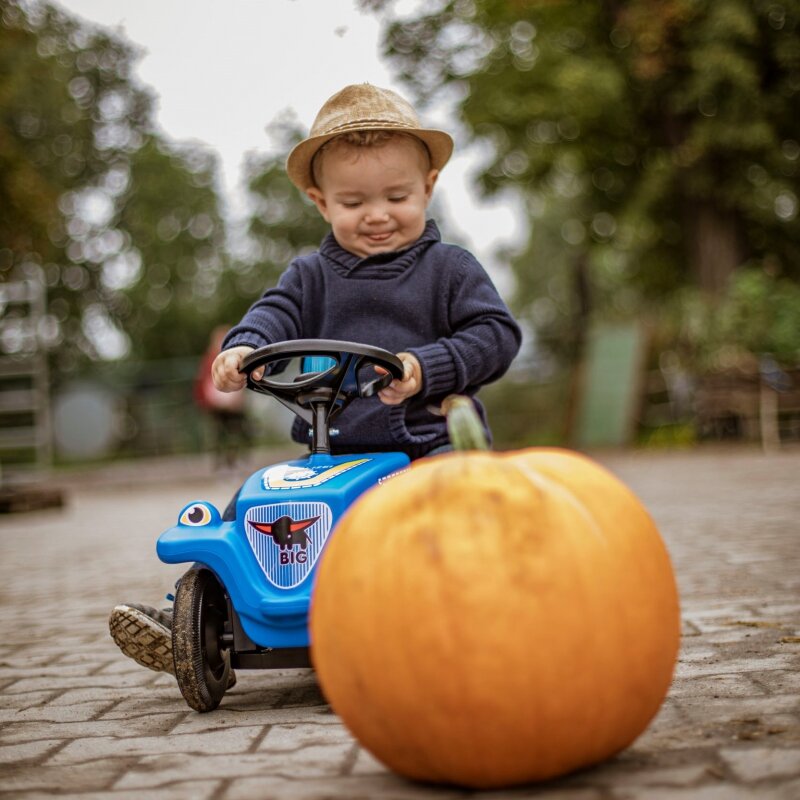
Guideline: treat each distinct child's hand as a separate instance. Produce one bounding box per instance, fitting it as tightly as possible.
[212,345,262,391]
[377,352,422,405]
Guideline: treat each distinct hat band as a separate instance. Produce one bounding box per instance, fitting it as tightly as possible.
[317,117,422,136]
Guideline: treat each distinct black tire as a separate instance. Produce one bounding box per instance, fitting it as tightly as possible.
[172,568,232,712]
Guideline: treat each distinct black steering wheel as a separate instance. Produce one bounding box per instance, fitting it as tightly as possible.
[239,339,404,454]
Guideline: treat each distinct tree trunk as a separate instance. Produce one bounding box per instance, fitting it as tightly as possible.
[563,253,592,444]
[685,202,745,295]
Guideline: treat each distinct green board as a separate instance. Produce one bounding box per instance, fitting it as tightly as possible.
[574,322,646,447]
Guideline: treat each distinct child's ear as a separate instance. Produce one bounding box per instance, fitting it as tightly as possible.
[424,169,439,203]
[306,187,330,222]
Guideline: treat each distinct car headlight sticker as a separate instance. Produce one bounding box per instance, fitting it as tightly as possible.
[179,503,212,527]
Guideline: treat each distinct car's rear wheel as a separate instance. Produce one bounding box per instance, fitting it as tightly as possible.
[172,568,232,712]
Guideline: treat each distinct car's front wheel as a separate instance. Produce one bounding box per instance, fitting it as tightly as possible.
[172,567,232,712]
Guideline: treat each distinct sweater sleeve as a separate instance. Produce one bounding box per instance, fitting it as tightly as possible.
[407,250,522,401]
[222,262,305,350]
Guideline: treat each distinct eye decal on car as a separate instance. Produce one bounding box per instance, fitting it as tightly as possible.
[179,504,212,526]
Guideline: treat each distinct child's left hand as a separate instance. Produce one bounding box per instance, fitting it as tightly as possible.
[377,352,422,405]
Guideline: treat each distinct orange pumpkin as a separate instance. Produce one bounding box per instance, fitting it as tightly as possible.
[310,410,680,789]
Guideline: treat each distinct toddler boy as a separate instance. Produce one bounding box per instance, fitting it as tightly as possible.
[109,83,521,677]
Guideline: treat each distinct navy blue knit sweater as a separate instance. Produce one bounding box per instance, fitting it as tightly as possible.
[223,220,521,459]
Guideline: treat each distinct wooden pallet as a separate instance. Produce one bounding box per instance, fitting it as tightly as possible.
[0,486,64,514]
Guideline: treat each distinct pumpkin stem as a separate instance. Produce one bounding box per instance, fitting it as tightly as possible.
[442,395,490,451]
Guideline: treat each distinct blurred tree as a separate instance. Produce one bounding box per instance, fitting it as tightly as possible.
[1,0,149,364]
[114,137,228,360]
[362,0,800,367]
[232,115,331,299]
[0,0,231,367]
[0,0,149,262]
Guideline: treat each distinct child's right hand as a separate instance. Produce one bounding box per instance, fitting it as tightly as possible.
[212,345,263,391]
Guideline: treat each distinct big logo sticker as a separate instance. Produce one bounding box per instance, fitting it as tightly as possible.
[245,502,332,589]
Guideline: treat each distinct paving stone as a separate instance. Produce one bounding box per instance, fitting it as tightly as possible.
[679,695,800,723]
[719,746,800,782]
[265,741,358,779]
[52,685,177,708]
[259,722,356,751]
[667,673,766,699]
[46,725,265,766]
[1,781,224,800]
[0,663,109,680]
[577,761,718,788]
[0,700,111,724]
[1,673,162,693]
[613,784,788,799]
[0,738,62,765]
[0,757,126,793]
[1,713,186,745]
[674,654,797,678]
[0,690,56,710]
[481,788,606,800]
[222,772,472,800]
[676,645,719,662]
[751,669,800,695]
[113,752,336,791]
[167,704,336,734]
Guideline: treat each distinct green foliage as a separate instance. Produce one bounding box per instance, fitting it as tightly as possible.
[0,0,237,368]
[658,266,800,370]
[638,422,697,448]
[365,0,800,372]
[238,115,331,296]
[480,374,569,449]
[0,0,150,260]
[114,138,229,360]
[2,0,146,363]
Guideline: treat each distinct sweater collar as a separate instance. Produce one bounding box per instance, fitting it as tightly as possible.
[319,219,441,277]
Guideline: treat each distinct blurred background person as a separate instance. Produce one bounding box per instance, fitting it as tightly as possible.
[194,325,250,469]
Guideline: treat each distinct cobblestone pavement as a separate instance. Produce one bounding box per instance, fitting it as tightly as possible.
[1,446,798,799]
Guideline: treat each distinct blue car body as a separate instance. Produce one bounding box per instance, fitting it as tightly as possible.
[157,450,409,649]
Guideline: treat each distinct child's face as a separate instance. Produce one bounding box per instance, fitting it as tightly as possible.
[306,137,438,259]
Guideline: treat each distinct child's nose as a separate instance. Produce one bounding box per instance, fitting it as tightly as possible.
[364,204,390,223]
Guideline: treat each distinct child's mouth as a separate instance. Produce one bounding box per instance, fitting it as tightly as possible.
[365,232,393,243]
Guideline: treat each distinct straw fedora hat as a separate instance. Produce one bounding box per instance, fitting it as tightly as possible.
[286,84,454,191]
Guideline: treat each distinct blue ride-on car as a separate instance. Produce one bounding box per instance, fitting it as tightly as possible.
[157,340,409,712]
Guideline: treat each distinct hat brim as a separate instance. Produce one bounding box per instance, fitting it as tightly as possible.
[286,125,454,192]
